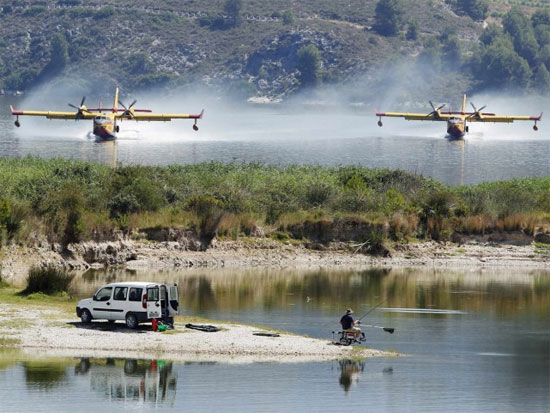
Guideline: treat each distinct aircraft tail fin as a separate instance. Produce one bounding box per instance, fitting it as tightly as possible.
[113,88,119,113]
[462,94,466,114]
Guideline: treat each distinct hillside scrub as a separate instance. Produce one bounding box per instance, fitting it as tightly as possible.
[1,158,550,251]
[4,0,547,99]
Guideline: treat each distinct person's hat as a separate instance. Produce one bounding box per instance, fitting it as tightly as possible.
[346,308,353,314]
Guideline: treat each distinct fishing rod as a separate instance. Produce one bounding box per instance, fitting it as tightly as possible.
[356,298,396,334]
[357,298,388,321]
[361,324,395,334]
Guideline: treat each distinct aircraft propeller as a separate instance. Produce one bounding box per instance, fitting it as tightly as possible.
[428,101,446,118]
[118,99,137,118]
[68,96,89,119]
[468,102,487,119]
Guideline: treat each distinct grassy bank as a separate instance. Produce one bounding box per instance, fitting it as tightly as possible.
[0,157,550,251]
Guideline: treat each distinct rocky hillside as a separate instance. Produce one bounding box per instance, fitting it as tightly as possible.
[0,0,541,101]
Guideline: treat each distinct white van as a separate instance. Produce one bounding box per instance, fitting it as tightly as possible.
[76,282,179,329]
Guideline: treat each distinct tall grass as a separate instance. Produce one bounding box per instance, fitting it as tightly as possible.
[21,266,74,296]
[0,157,549,249]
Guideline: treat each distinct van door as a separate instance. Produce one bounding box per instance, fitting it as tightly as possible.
[146,286,161,319]
[167,284,179,316]
[111,286,129,320]
[91,286,114,319]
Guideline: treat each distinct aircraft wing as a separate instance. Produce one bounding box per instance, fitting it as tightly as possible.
[10,105,95,120]
[376,111,452,121]
[467,113,543,123]
[117,110,204,121]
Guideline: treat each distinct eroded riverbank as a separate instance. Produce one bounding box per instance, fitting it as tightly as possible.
[2,237,550,286]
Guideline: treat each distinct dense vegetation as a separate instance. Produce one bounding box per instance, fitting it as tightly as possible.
[0,157,549,251]
[21,266,74,295]
[0,0,548,100]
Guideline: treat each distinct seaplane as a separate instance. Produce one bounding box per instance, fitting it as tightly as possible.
[10,88,203,140]
[376,95,542,139]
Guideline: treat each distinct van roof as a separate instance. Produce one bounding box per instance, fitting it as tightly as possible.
[102,281,163,288]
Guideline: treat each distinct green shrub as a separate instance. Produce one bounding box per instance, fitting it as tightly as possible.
[0,199,22,242]
[185,195,225,250]
[22,266,74,296]
[94,6,115,20]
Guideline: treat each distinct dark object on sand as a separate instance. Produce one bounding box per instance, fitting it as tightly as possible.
[185,323,221,332]
[252,332,280,337]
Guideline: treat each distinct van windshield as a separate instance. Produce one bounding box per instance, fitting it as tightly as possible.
[95,287,112,301]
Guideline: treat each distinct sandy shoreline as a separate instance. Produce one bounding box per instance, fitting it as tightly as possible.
[0,303,394,363]
[1,237,550,285]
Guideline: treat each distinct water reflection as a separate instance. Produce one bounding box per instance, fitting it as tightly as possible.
[73,267,550,318]
[338,360,365,393]
[74,358,177,407]
[24,361,68,390]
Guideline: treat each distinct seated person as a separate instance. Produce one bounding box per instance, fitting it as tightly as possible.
[340,308,361,339]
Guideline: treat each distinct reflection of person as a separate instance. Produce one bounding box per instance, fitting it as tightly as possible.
[339,360,363,393]
[340,308,361,339]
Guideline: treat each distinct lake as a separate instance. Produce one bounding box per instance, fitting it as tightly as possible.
[2,95,550,186]
[1,95,549,411]
[1,267,548,412]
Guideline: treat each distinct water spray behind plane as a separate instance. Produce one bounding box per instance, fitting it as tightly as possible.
[376,94,542,139]
[11,88,204,140]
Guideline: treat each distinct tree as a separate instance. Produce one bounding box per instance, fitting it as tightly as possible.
[374,0,405,37]
[533,63,550,91]
[50,33,69,70]
[224,0,242,28]
[418,36,441,69]
[406,20,419,41]
[126,52,150,75]
[534,24,550,47]
[41,33,69,78]
[458,0,488,21]
[531,9,550,27]
[502,8,539,67]
[296,44,321,88]
[539,45,550,73]
[282,10,296,25]
[442,35,461,67]
[479,23,504,46]
[479,40,532,90]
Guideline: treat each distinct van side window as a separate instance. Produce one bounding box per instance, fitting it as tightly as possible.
[113,287,128,301]
[128,288,142,302]
[95,287,112,302]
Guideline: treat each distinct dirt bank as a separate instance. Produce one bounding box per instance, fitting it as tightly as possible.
[1,236,549,285]
[0,303,393,363]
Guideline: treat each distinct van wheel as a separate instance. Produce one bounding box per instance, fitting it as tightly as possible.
[125,313,138,329]
[81,309,92,324]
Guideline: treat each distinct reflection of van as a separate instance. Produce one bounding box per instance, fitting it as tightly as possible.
[76,282,179,329]
[76,358,177,407]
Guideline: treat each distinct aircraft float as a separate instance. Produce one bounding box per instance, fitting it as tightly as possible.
[10,88,203,140]
[376,95,542,139]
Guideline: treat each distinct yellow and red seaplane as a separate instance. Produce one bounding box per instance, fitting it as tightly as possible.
[376,95,542,139]
[10,88,203,140]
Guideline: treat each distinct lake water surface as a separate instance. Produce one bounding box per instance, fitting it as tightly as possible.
[1,96,549,411]
[3,95,550,186]
[1,267,548,412]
